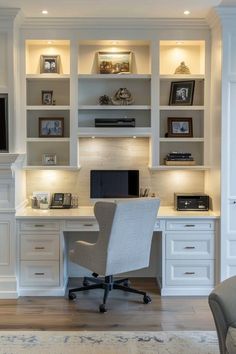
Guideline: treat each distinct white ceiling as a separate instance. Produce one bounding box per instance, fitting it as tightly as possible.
[0,0,234,18]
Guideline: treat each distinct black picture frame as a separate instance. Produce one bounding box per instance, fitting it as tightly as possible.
[40,55,60,74]
[169,80,195,106]
[167,117,193,137]
[42,90,53,105]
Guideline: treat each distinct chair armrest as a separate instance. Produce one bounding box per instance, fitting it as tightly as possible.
[209,276,236,354]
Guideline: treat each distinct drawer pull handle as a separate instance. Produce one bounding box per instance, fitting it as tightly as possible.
[34,224,45,228]
[184,272,195,275]
[34,272,45,276]
[184,224,195,228]
[184,246,196,249]
[83,224,94,227]
[34,247,45,250]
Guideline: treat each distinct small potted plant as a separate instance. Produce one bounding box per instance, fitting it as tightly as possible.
[39,197,49,210]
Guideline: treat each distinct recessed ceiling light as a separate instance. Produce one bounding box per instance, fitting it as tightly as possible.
[91,136,95,139]
[111,41,119,45]
[184,10,190,15]
[47,41,53,44]
[42,10,48,15]
[133,136,137,139]
[176,41,184,45]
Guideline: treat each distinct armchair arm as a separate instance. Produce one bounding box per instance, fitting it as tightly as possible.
[209,276,236,354]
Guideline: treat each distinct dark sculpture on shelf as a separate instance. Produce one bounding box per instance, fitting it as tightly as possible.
[99,95,111,105]
[111,88,134,105]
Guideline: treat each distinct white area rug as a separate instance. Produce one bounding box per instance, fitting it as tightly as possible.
[0,331,219,354]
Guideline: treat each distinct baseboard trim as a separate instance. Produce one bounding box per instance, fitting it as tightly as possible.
[161,287,214,296]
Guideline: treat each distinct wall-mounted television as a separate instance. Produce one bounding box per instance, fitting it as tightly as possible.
[90,170,139,198]
[0,94,8,152]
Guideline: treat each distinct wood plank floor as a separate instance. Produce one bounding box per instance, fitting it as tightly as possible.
[0,278,215,331]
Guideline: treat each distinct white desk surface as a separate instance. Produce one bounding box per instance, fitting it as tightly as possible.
[16,206,220,220]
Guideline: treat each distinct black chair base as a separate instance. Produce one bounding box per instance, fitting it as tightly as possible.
[68,274,152,312]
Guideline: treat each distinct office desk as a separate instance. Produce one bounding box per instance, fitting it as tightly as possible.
[16,206,220,297]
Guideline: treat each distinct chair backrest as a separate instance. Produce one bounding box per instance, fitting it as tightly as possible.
[94,198,160,276]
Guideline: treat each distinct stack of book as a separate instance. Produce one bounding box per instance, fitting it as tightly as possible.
[165,152,196,166]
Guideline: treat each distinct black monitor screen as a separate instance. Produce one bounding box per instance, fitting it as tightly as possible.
[90,170,139,198]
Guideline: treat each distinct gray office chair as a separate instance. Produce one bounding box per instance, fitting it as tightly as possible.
[208,276,236,354]
[69,198,160,312]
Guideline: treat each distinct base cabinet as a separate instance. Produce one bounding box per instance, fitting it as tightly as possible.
[17,216,218,296]
[18,220,61,292]
[159,219,218,296]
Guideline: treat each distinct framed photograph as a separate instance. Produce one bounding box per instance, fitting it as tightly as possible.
[39,117,64,137]
[40,55,60,74]
[42,90,53,105]
[168,117,193,137]
[98,51,131,74]
[169,80,195,105]
[32,191,51,204]
[42,153,57,165]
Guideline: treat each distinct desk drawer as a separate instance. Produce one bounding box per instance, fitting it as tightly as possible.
[166,220,215,231]
[166,233,214,260]
[20,234,59,260]
[65,220,99,231]
[166,260,214,286]
[20,221,60,232]
[20,261,59,287]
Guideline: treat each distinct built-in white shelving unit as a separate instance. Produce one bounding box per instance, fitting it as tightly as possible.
[22,37,210,170]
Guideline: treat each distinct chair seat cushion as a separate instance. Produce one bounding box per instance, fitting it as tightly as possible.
[226,326,236,354]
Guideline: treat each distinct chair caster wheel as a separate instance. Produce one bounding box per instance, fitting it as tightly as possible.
[69,292,76,300]
[143,295,152,304]
[83,280,89,287]
[99,304,107,313]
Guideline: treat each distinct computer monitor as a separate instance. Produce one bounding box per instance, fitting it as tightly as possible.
[90,170,139,199]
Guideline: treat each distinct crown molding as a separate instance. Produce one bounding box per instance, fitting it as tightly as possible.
[206,8,222,29]
[20,17,209,31]
[0,8,21,30]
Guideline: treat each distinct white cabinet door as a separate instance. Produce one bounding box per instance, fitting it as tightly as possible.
[0,220,10,266]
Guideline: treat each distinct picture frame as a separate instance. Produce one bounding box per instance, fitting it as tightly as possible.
[42,153,57,165]
[167,117,193,137]
[40,55,60,74]
[98,51,131,74]
[169,80,195,105]
[39,117,64,137]
[32,191,51,204]
[42,90,53,105]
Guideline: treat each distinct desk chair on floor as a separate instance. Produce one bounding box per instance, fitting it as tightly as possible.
[69,198,160,313]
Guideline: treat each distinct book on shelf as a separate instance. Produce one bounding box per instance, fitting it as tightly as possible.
[165,160,196,166]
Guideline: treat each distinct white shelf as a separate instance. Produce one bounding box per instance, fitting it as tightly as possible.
[159,138,204,142]
[160,105,205,111]
[26,105,70,110]
[23,165,80,171]
[26,74,70,80]
[78,127,151,137]
[160,75,205,80]
[78,74,151,79]
[78,105,151,110]
[26,138,70,142]
[149,165,211,171]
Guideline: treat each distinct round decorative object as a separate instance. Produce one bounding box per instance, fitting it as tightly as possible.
[99,95,111,105]
[174,61,191,74]
[111,88,134,105]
